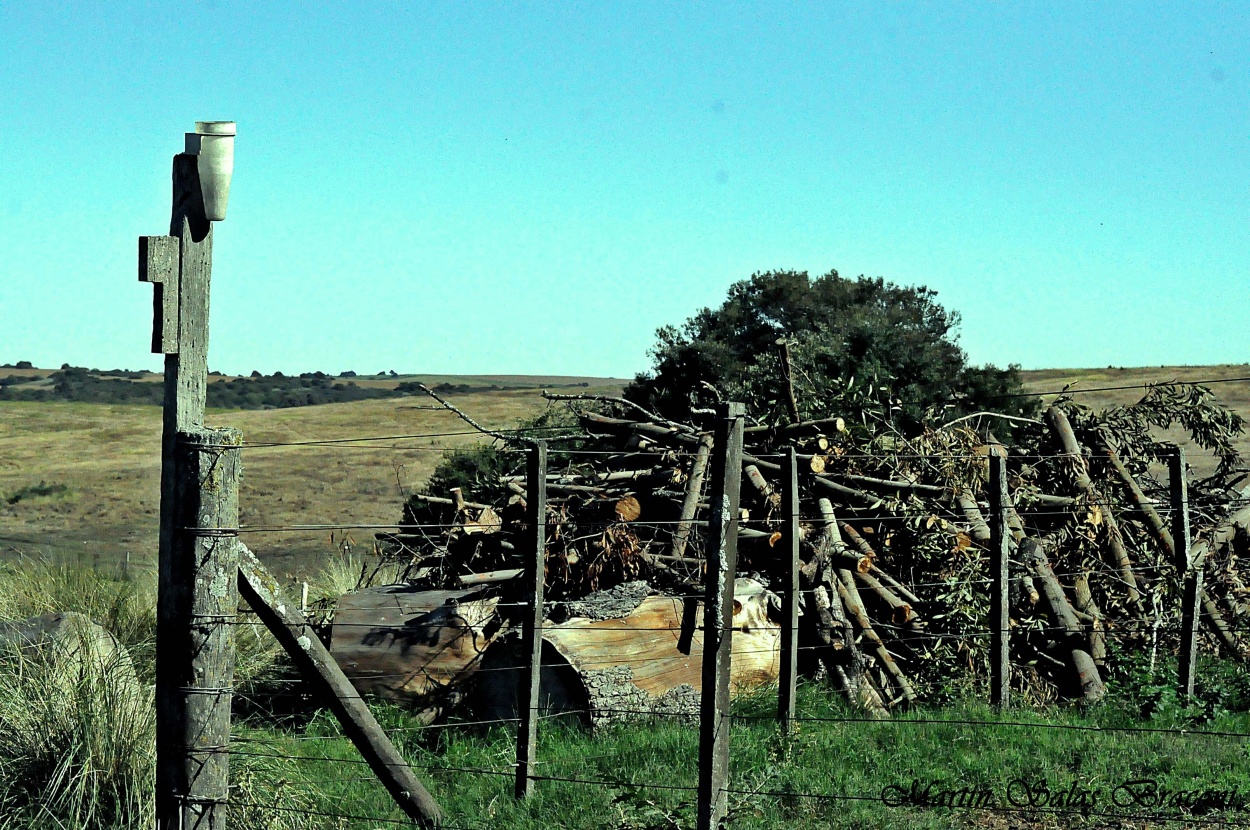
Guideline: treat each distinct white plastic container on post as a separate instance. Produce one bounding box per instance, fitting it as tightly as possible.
[184,121,235,221]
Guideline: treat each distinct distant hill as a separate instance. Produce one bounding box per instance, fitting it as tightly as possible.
[0,364,627,411]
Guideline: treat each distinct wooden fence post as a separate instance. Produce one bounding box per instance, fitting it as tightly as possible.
[777,446,800,733]
[147,146,222,830]
[697,402,745,830]
[1172,448,1201,698]
[515,441,548,799]
[989,452,1010,709]
[157,426,240,830]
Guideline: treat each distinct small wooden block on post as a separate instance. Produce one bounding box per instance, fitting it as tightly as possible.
[139,235,180,354]
[777,446,800,733]
[697,402,745,830]
[989,452,1011,709]
[515,441,548,799]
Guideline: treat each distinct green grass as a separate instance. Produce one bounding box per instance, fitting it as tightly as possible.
[6,558,1250,828]
[231,684,1250,829]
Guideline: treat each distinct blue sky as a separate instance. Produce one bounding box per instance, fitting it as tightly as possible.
[1,2,1246,377]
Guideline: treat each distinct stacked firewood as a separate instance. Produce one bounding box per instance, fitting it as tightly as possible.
[388,387,1250,710]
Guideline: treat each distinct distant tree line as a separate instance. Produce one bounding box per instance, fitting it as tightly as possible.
[0,366,591,410]
[0,367,401,409]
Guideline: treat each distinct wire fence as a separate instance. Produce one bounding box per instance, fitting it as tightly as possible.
[123,389,1250,829]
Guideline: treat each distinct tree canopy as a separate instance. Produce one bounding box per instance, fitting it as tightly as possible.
[623,269,1035,431]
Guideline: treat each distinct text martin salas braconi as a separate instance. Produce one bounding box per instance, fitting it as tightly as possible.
[881,777,1250,815]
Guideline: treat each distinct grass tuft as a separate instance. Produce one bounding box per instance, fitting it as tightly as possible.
[0,630,152,828]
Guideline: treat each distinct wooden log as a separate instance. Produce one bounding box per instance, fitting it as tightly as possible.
[854,571,912,625]
[1202,592,1242,658]
[475,581,782,730]
[835,572,918,705]
[408,492,493,511]
[1102,445,1175,556]
[1072,574,1106,667]
[743,416,847,436]
[819,471,948,497]
[459,569,523,586]
[797,498,872,578]
[954,489,992,545]
[742,464,781,510]
[810,500,856,645]
[838,522,877,563]
[1018,538,1105,703]
[742,453,880,507]
[1045,406,1141,607]
[577,412,702,447]
[238,545,442,827]
[1018,575,1041,607]
[869,565,921,608]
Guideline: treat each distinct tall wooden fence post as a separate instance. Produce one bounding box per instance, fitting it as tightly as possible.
[146,141,223,830]
[1172,448,1201,698]
[697,402,745,830]
[989,452,1011,709]
[777,446,800,733]
[515,440,548,799]
[158,426,241,830]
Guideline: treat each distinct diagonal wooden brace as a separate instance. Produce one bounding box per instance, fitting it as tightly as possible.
[139,235,180,354]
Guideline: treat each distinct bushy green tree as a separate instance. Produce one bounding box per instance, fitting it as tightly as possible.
[624,269,1034,430]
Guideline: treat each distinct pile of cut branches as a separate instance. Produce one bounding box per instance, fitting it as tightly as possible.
[387,383,1250,710]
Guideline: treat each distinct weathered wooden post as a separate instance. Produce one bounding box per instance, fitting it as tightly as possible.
[988,452,1011,709]
[777,446,800,733]
[142,124,444,828]
[515,440,548,799]
[167,426,241,829]
[141,124,235,830]
[1172,448,1201,698]
[697,402,745,830]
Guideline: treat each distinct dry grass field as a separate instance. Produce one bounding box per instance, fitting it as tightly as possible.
[3,365,1247,583]
[0,378,624,580]
[1020,363,1250,478]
